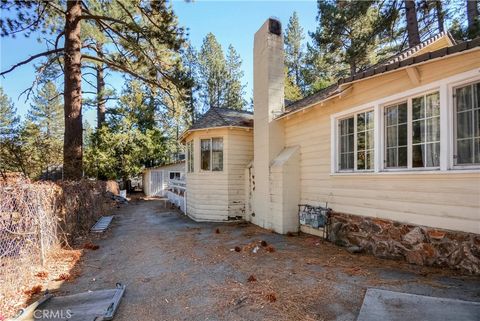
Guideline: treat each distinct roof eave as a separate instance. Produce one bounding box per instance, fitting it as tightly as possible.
[179,125,253,143]
[277,45,480,120]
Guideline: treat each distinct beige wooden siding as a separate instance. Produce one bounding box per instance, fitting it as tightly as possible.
[184,127,253,221]
[283,51,480,234]
[227,129,254,217]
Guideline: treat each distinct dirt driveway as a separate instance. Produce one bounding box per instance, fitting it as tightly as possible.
[58,199,480,321]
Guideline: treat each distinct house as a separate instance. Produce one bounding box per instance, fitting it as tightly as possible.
[181,19,480,273]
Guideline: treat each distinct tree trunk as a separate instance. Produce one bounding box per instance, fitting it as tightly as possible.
[63,0,83,180]
[96,42,106,128]
[467,0,479,38]
[405,0,421,47]
[435,0,444,33]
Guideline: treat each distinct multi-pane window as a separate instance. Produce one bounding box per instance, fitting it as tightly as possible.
[412,92,440,168]
[200,138,223,171]
[357,111,375,170]
[339,117,354,170]
[212,138,224,171]
[338,110,374,171]
[187,140,194,173]
[384,92,440,170]
[169,172,181,180]
[201,139,211,170]
[455,82,480,165]
[385,102,408,168]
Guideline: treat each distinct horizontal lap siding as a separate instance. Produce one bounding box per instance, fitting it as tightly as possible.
[227,129,254,217]
[284,52,480,234]
[185,128,253,221]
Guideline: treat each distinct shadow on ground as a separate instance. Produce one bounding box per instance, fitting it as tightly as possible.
[52,199,480,321]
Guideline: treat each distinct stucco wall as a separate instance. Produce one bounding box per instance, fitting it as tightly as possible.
[283,50,480,234]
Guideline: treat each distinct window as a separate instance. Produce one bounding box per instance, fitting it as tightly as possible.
[412,92,440,168]
[455,82,480,165]
[212,138,224,171]
[338,110,374,171]
[169,172,181,180]
[384,92,440,169]
[385,102,408,168]
[200,137,224,171]
[201,139,211,170]
[187,140,194,173]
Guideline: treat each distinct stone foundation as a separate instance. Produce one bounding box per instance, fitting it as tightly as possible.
[328,212,480,274]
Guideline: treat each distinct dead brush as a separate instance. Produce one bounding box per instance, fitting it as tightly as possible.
[35,271,48,279]
[24,285,42,296]
[82,242,99,250]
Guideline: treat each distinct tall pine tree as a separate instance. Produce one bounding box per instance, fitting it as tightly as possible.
[284,11,305,99]
[197,33,246,111]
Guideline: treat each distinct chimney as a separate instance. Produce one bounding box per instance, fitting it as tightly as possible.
[252,18,285,229]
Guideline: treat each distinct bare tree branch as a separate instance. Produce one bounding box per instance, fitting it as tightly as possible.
[0,48,64,76]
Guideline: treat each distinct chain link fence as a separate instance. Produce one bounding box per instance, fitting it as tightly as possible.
[0,179,114,317]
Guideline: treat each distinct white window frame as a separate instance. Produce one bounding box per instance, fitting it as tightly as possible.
[169,171,181,180]
[200,137,224,172]
[336,109,375,173]
[330,68,480,175]
[381,89,441,172]
[187,140,194,173]
[450,79,480,170]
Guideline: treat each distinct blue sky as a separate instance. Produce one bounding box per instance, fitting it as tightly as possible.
[0,0,318,127]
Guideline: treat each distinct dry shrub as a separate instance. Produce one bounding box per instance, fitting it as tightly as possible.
[0,178,115,318]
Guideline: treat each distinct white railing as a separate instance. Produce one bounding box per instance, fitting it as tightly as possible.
[167,179,186,213]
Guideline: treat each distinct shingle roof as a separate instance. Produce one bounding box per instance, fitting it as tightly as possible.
[188,107,253,131]
[283,36,480,117]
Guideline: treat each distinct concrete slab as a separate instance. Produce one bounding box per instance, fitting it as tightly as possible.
[357,288,480,321]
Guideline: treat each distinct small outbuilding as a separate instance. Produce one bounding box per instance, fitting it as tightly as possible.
[143,161,185,197]
[180,108,254,221]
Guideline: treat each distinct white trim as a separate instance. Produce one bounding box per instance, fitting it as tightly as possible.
[330,69,480,175]
[330,68,480,120]
[333,107,375,173]
[449,78,480,169]
[439,82,449,171]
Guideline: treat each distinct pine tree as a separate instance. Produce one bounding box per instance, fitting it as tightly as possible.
[0,87,21,178]
[29,82,64,141]
[28,81,64,174]
[1,0,187,179]
[198,33,228,111]
[225,45,246,110]
[311,0,397,77]
[285,11,305,96]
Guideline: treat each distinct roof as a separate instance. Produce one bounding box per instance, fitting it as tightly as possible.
[282,35,480,118]
[187,107,253,131]
[180,107,253,141]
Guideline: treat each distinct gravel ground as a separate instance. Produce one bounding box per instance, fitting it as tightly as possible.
[55,198,480,321]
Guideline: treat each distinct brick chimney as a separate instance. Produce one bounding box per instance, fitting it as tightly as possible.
[252,18,285,229]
